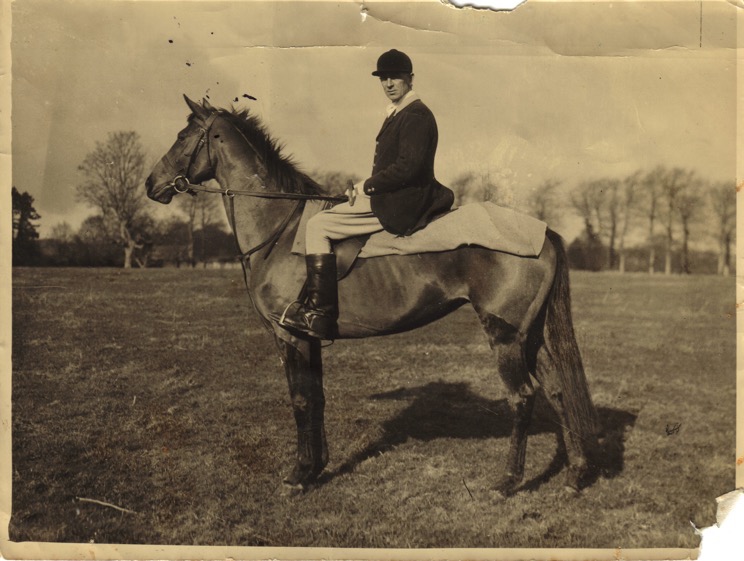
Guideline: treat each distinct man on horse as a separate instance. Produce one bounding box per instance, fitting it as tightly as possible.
[275,49,455,339]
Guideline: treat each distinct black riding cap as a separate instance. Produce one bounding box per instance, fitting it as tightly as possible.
[372,49,413,76]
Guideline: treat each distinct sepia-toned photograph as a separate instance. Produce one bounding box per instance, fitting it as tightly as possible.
[3,0,739,558]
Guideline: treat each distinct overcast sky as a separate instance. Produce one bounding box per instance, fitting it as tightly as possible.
[10,0,737,238]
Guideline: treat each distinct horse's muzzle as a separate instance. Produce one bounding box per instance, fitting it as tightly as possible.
[145,175,175,204]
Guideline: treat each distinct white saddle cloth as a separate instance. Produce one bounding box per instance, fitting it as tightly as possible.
[360,202,546,258]
[293,201,547,259]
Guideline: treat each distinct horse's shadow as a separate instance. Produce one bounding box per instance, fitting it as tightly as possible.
[319,381,636,492]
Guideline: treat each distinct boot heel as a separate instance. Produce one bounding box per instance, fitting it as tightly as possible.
[307,314,335,340]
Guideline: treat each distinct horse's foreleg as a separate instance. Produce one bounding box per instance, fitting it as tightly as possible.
[277,336,328,490]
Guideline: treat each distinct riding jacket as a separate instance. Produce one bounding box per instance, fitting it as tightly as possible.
[363,99,454,236]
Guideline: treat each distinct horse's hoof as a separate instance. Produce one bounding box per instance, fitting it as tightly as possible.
[281,479,309,496]
[494,476,520,498]
[495,488,512,500]
[562,484,581,497]
[282,464,322,492]
[563,464,587,493]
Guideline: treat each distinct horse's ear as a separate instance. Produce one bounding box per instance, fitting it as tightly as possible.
[184,94,207,118]
[202,98,215,112]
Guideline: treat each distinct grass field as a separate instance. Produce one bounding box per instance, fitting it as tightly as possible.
[9,267,735,549]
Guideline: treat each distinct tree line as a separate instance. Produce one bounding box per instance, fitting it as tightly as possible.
[13,132,236,268]
[567,168,734,275]
[450,167,735,276]
[12,130,735,275]
[36,212,236,269]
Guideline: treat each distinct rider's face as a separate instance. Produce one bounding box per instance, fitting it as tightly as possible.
[379,73,413,103]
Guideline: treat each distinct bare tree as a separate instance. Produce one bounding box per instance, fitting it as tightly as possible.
[575,176,633,271]
[617,171,642,273]
[176,195,198,267]
[450,169,514,207]
[676,185,704,274]
[76,131,150,268]
[598,178,622,270]
[708,181,735,276]
[641,167,663,274]
[570,179,607,270]
[50,222,75,242]
[196,193,220,267]
[570,179,605,241]
[451,172,486,206]
[176,191,221,267]
[526,179,563,227]
[657,167,693,275]
[48,222,75,263]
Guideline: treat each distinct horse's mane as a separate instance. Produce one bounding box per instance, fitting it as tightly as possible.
[219,108,322,195]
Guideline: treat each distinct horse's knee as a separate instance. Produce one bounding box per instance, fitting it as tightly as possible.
[290,393,309,413]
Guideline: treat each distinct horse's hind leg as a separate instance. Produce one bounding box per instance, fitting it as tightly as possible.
[481,315,536,497]
[275,335,329,490]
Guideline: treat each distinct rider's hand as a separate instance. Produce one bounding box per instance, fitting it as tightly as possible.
[355,181,370,198]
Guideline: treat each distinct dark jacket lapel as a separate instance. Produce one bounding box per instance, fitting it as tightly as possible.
[375,113,396,140]
[375,99,422,140]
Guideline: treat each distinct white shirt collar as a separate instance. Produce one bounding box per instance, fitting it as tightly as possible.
[385,90,420,118]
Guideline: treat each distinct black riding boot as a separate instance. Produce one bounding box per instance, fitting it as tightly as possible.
[276,253,338,340]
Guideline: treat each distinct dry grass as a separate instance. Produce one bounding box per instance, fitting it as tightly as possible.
[10,267,735,548]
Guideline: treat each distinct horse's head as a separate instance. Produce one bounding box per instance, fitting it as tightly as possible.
[146,95,220,204]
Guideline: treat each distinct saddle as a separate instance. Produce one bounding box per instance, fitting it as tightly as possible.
[292,200,370,281]
[333,235,371,281]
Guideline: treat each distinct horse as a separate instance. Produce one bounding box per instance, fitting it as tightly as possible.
[145,95,600,495]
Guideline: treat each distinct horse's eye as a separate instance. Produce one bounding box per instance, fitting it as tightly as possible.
[177,135,185,141]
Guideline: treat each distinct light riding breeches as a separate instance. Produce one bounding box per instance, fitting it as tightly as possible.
[305,190,384,254]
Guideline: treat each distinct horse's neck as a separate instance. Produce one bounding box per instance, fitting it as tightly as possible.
[213,129,299,260]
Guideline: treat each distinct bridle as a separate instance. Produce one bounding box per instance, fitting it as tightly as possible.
[165,111,348,262]
[167,112,219,194]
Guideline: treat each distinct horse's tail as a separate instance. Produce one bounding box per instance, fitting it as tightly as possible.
[541,228,600,448]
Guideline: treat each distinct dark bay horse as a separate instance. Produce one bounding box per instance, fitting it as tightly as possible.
[145,95,600,494]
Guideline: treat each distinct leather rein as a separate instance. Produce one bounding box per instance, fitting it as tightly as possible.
[167,111,348,261]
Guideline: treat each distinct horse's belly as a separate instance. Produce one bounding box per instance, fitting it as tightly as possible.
[335,254,468,338]
[336,294,465,338]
